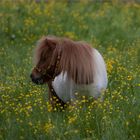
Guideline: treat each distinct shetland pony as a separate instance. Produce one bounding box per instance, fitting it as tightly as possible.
[30,36,107,107]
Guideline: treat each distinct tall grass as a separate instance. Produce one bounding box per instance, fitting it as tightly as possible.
[0,1,140,140]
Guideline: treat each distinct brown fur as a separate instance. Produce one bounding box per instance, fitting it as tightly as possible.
[34,36,94,84]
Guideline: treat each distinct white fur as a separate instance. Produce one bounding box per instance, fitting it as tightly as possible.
[52,48,108,103]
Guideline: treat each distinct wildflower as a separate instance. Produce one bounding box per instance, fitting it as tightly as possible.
[64,32,77,40]
[43,121,54,134]
[68,116,77,124]
[28,121,33,127]
[127,75,133,81]
[106,59,115,73]
[126,121,129,126]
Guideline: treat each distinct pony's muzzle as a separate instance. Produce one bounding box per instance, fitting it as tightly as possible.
[30,74,44,85]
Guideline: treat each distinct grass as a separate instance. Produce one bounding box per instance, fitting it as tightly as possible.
[0,1,140,140]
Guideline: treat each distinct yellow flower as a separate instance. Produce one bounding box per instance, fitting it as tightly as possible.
[28,121,33,127]
[126,121,129,126]
[44,121,54,134]
[106,59,115,73]
[127,75,133,81]
[24,18,35,27]
[68,116,77,124]
[64,32,77,40]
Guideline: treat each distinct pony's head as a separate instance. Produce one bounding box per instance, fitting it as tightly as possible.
[30,36,61,84]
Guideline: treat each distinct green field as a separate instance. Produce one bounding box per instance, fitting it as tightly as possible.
[0,1,140,140]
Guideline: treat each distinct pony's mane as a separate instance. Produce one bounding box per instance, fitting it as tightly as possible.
[35,36,95,84]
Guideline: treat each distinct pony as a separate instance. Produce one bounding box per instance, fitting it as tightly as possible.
[30,36,108,108]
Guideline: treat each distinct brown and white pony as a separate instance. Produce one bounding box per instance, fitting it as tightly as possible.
[30,36,107,107]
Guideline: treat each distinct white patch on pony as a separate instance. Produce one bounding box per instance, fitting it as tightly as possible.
[52,48,108,103]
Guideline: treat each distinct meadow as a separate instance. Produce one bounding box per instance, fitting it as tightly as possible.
[0,0,140,140]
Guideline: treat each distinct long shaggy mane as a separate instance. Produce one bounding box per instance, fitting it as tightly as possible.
[35,36,95,84]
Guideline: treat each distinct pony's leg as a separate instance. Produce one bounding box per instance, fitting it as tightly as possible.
[48,81,66,110]
[48,86,56,109]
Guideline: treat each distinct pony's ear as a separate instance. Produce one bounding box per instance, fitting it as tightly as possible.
[44,37,56,50]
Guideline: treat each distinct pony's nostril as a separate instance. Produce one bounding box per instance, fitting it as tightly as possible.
[31,76,44,85]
